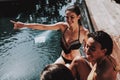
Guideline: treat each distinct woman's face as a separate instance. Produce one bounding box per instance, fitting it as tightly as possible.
[84,37,105,62]
[65,10,80,27]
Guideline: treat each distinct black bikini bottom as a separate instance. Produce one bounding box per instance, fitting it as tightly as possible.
[61,55,72,64]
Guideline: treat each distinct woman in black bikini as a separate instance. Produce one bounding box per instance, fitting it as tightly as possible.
[11,5,89,64]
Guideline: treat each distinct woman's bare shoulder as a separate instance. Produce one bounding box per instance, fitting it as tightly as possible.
[73,56,86,63]
[56,22,68,31]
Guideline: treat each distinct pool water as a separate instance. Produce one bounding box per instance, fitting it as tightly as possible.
[0,1,67,80]
[0,0,92,80]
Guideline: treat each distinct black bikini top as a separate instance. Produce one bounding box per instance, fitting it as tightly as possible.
[61,27,81,54]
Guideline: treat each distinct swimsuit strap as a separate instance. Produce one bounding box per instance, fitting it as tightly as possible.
[62,27,68,47]
[78,26,80,40]
[63,26,80,41]
[61,55,72,64]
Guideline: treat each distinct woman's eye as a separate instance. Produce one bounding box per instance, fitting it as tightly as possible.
[70,16,74,19]
[65,16,74,19]
[90,48,96,52]
[85,45,96,52]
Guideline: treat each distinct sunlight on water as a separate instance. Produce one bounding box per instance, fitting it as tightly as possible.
[34,31,52,43]
[35,36,46,43]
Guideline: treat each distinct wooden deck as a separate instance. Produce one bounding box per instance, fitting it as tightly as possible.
[85,0,120,73]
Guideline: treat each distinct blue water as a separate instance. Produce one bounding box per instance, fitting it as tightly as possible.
[0,0,93,80]
[0,1,69,80]
[0,29,61,80]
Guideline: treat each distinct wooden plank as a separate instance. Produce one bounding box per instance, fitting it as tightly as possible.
[85,0,120,73]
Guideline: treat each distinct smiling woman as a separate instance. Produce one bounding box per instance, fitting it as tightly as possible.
[10,4,89,65]
[0,0,94,80]
[69,31,118,80]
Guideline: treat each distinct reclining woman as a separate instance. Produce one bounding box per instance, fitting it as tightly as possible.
[11,5,89,64]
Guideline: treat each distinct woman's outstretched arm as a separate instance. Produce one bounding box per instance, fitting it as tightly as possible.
[10,20,65,31]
